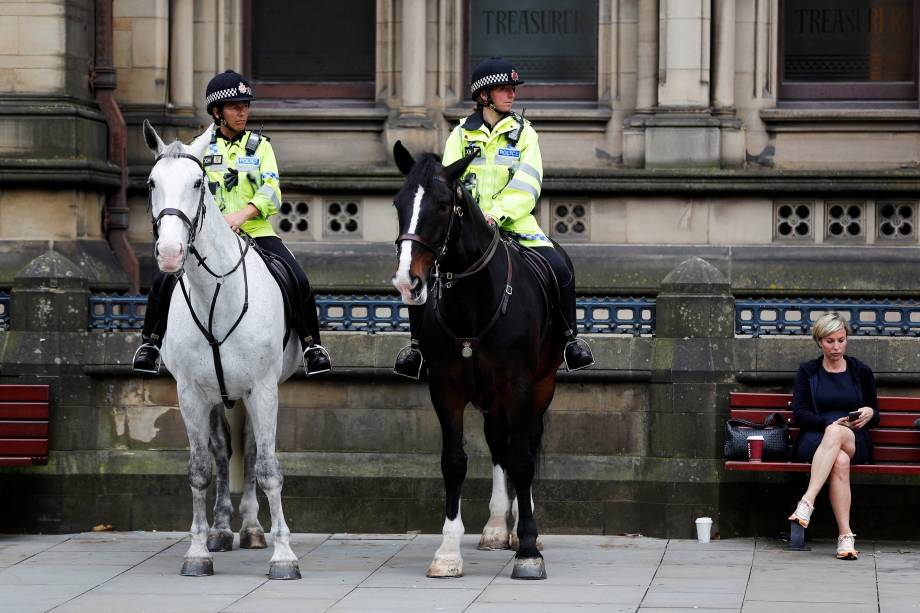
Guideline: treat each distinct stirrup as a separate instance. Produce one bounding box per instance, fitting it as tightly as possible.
[132,343,161,375]
[563,337,595,372]
[303,344,332,376]
[393,344,424,380]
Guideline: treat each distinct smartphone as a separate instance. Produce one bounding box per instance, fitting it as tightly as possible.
[847,410,861,421]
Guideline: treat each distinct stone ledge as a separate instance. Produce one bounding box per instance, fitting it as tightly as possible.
[761,108,920,132]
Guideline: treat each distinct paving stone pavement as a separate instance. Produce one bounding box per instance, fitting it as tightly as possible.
[0,532,918,612]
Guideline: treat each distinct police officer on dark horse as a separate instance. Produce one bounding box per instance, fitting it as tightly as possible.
[133,69,331,376]
[394,57,594,378]
[390,57,595,580]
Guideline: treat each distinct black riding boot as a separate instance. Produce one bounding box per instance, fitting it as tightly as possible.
[132,273,177,374]
[559,279,594,372]
[394,305,424,379]
[300,292,331,376]
[533,246,595,372]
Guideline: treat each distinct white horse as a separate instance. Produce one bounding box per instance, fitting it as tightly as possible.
[143,120,302,579]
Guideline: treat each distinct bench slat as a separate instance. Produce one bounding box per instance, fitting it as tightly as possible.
[0,457,39,466]
[726,461,920,475]
[730,392,920,412]
[0,439,48,455]
[0,421,48,437]
[874,446,920,463]
[0,385,49,402]
[0,402,49,420]
[730,409,920,429]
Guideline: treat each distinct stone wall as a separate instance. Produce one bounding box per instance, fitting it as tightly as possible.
[3,253,920,540]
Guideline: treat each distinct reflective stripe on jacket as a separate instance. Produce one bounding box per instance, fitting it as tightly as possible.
[442,111,550,247]
[205,130,281,238]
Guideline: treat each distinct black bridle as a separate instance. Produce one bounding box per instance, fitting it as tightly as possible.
[148,151,252,408]
[395,177,514,398]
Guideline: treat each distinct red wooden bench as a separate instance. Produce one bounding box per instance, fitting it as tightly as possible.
[725,392,920,475]
[0,384,49,466]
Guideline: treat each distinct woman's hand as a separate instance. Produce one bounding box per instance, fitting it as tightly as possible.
[223,204,259,234]
[833,407,874,430]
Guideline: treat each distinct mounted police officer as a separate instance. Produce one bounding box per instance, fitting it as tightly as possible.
[394,57,595,378]
[133,69,332,376]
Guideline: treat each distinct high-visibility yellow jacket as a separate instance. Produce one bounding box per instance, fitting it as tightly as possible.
[204,129,281,238]
[443,111,550,247]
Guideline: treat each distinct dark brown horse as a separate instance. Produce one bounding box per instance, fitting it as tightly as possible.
[391,142,564,580]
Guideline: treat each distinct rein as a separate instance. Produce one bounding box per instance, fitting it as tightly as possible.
[397,179,514,401]
[149,151,251,408]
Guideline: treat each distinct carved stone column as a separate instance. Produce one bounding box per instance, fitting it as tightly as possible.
[712,0,744,166]
[169,0,194,114]
[385,0,436,156]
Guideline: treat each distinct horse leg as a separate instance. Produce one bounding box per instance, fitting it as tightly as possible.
[206,405,234,552]
[178,389,215,576]
[506,407,546,579]
[245,385,300,580]
[509,414,555,551]
[427,391,467,578]
[479,413,511,550]
[238,411,267,549]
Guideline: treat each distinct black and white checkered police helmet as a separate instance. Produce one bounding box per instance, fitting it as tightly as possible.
[205,70,253,115]
[470,57,525,102]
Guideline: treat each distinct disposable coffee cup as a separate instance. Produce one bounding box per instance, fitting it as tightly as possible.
[747,435,765,462]
[695,517,712,544]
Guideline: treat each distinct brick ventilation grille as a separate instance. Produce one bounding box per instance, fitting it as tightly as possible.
[325,200,361,238]
[774,201,813,240]
[551,201,589,240]
[275,200,310,236]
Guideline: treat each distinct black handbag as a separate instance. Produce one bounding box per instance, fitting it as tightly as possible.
[723,412,790,461]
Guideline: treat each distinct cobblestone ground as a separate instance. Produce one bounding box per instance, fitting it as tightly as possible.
[1,532,918,612]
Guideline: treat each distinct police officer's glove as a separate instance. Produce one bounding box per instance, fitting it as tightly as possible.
[223,168,239,191]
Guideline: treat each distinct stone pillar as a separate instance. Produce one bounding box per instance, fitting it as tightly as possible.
[657,0,710,107]
[648,256,734,537]
[384,0,436,160]
[623,0,659,168]
[400,0,426,112]
[712,0,745,167]
[636,0,659,110]
[11,252,89,333]
[711,0,734,110]
[169,0,195,113]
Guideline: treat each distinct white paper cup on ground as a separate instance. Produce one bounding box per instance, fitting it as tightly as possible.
[695,517,713,543]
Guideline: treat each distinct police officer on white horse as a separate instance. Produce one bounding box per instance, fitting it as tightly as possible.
[133,69,331,376]
[394,57,595,378]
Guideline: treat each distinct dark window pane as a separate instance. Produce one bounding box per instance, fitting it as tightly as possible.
[251,1,375,82]
[469,0,598,84]
[783,0,914,82]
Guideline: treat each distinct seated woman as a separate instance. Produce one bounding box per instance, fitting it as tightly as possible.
[787,312,880,560]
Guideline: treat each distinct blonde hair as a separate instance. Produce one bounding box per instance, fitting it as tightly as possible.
[812,312,851,344]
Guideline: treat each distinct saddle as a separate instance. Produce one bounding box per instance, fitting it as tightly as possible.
[249,239,299,349]
[504,236,563,338]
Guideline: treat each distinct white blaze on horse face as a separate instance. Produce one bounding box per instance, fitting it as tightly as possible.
[393,185,428,305]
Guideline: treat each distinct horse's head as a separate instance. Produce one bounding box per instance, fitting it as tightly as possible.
[390,141,476,305]
[143,120,213,273]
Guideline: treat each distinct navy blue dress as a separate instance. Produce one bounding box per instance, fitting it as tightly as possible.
[791,356,880,465]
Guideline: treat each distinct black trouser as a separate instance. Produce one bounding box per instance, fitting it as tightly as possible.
[405,245,577,340]
[142,235,321,347]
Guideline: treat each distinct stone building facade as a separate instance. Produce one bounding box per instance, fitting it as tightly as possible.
[1,1,920,538]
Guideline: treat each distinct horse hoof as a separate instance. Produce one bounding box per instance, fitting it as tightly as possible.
[426,556,463,578]
[180,558,214,577]
[478,528,510,550]
[207,530,234,552]
[511,556,547,580]
[268,562,301,580]
[239,529,267,549]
